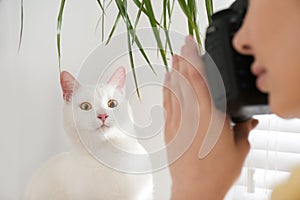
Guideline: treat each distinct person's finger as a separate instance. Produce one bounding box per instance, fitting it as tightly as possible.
[166,57,183,140]
[172,54,180,72]
[163,72,172,114]
[170,56,182,119]
[177,56,189,81]
[179,37,212,109]
[163,73,174,144]
[185,61,212,112]
[234,118,259,158]
[175,56,201,128]
[169,89,182,127]
[181,36,205,73]
[181,35,198,56]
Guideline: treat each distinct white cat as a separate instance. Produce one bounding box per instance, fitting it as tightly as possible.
[24,67,153,200]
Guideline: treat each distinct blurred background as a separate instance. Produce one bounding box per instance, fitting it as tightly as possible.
[3,0,300,200]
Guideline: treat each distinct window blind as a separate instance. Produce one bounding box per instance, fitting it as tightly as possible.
[225,114,300,200]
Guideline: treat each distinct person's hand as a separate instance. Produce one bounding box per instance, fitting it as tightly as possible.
[163,36,259,200]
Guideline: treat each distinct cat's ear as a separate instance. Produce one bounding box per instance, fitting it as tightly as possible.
[60,71,80,102]
[107,66,126,92]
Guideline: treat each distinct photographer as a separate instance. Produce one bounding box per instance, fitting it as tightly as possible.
[164,0,300,199]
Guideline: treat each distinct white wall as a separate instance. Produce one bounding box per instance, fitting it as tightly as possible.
[0,0,234,199]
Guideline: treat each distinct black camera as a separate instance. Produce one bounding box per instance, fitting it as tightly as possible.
[203,0,270,123]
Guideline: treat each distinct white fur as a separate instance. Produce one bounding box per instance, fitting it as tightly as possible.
[24,71,153,200]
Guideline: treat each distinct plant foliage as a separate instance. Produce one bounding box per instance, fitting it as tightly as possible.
[19,0,214,97]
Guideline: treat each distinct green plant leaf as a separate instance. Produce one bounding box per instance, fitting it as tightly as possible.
[188,0,200,41]
[129,32,157,75]
[18,0,24,52]
[95,0,106,41]
[115,0,156,75]
[168,0,175,18]
[95,0,113,38]
[132,0,145,45]
[105,12,121,45]
[122,0,140,99]
[178,1,192,34]
[130,31,157,76]
[143,0,168,71]
[165,0,175,56]
[96,0,105,12]
[132,0,147,14]
[132,0,161,27]
[164,29,173,56]
[161,0,173,57]
[178,0,202,49]
[163,0,167,28]
[115,0,130,28]
[57,0,66,72]
[101,0,105,42]
[133,1,144,29]
[95,15,102,34]
[187,0,195,35]
[205,0,214,24]
[127,30,140,99]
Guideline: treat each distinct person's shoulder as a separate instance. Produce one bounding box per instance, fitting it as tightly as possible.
[271,165,300,200]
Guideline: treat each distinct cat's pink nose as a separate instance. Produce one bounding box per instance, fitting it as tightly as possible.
[97,113,109,123]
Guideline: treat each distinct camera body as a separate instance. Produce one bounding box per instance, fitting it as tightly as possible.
[203,0,270,123]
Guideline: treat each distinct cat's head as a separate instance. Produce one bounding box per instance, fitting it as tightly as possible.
[60,67,129,142]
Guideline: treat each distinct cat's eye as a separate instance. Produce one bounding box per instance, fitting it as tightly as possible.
[80,102,92,111]
[107,99,118,108]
